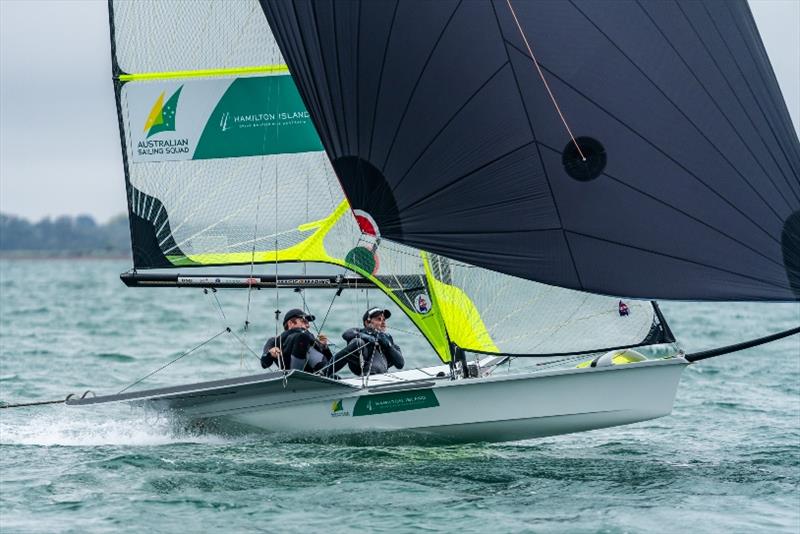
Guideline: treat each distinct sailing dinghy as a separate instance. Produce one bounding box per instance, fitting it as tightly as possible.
[67,0,799,443]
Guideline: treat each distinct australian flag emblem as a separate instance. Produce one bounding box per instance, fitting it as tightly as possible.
[618,300,630,316]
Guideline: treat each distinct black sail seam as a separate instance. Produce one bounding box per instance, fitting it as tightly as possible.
[568,0,787,227]
[330,1,350,155]
[737,0,800,164]
[407,228,560,237]
[280,1,335,154]
[503,40,781,246]
[536,142,784,270]
[720,0,800,185]
[565,230,788,291]
[391,60,510,192]
[638,0,798,209]
[355,0,361,157]
[367,0,400,162]
[379,0,463,173]
[400,140,535,213]
[489,0,583,290]
[310,3,344,156]
[675,0,800,202]
[692,1,800,200]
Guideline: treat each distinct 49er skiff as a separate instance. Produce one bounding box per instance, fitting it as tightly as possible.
[64,0,799,442]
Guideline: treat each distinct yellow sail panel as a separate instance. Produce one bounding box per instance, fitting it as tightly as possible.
[179,200,349,266]
[174,201,453,362]
[423,253,499,353]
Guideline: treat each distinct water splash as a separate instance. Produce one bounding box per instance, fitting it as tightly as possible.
[0,406,231,447]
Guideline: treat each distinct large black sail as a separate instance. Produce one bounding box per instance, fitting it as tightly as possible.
[261,0,800,301]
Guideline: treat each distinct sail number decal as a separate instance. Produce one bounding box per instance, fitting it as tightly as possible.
[351,389,439,417]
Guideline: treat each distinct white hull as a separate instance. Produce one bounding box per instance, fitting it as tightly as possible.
[231,360,686,441]
[70,358,688,443]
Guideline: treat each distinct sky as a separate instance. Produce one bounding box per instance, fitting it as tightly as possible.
[0,0,798,224]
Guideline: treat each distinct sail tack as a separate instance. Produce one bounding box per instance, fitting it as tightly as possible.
[261,0,800,301]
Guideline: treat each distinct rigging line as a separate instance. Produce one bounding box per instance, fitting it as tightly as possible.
[118,328,230,394]
[566,1,790,226]
[312,339,376,377]
[227,329,262,360]
[641,2,798,208]
[273,124,285,381]
[205,288,228,323]
[505,0,586,162]
[243,145,268,344]
[489,0,582,289]
[317,235,368,334]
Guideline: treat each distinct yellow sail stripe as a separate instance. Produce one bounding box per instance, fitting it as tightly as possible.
[166,200,453,361]
[118,64,290,82]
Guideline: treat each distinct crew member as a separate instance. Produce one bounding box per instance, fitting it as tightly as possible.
[261,308,332,374]
[332,307,404,376]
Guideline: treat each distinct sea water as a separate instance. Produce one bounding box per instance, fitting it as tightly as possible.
[1,259,798,533]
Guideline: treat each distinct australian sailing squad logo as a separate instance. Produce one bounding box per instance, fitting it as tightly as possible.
[330,399,350,417]
[137,86,190,156]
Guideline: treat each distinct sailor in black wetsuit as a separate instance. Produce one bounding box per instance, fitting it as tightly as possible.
[261,309,333,374]
[331,307,404,376]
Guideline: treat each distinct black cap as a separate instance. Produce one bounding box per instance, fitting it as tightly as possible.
[283,308,315,327]
[362,307,392,323]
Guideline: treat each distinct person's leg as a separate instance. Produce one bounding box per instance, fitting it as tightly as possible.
[333,338,368,375]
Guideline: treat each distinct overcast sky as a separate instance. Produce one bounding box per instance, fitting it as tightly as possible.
[1,0,798,223]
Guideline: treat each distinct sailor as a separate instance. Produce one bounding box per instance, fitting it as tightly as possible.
[261,309,333,374]
[331,307,404,376]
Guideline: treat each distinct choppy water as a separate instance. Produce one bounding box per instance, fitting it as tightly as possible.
[1,259,798,533]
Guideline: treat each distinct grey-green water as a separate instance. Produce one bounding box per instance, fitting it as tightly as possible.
[1,259,798,533]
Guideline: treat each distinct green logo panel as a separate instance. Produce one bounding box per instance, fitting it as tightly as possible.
[352,389,439,417]
[193,76,323,160]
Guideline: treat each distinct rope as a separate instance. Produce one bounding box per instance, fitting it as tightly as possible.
[227,329,263,361]
[505,0,586,161]
[241,152,267,368]
[118,328,230,394]
[0,391,95,410]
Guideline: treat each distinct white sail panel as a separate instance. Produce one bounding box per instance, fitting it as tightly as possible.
[112,0,282,73]
[427,255,667,355]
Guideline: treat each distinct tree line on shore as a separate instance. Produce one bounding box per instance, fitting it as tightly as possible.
[0,213,130,255]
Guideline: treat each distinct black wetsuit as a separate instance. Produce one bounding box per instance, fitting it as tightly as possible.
[261,328,333,374]
[331,327,404,376]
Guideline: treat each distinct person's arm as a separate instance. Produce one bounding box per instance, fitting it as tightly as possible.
[261,337,278,369]
[343,327,373,343]
[377,333,404,370]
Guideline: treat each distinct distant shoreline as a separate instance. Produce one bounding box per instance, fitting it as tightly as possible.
[0,251,131,260]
